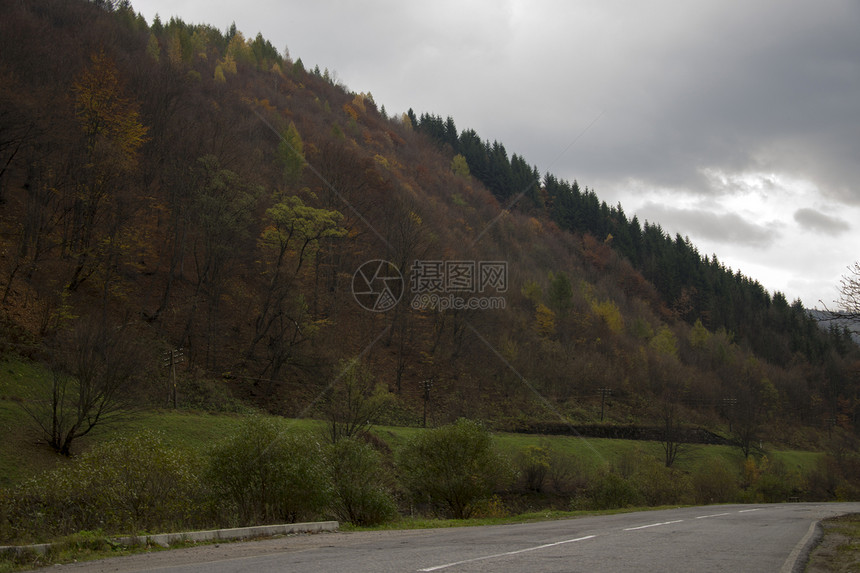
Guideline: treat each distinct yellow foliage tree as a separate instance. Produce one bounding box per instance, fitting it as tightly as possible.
[343,103,359,121]
[591,299,624,334]
[451,153,470,177]
[166,29,183,67]
[214,64,226,83]
[226,31,253,67]
[146,33,160,62]
[649,325,678,358]
[73,51,148,171]
[351,93,367,114]
[535,303,556,338]
[689,318,711,349]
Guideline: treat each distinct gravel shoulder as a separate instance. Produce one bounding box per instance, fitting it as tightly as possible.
[804,513,860,572]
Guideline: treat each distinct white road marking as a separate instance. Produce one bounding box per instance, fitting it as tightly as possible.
[623,519,684,531]
[420,507,771,571]
[696,512,732,519]
[417,535,597,571]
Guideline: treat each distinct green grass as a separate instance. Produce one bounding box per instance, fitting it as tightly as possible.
[491,429,819,477]
[341,505,684,532]
[0,529,182,573]
[0,354,825,490]
[0,357,73,487]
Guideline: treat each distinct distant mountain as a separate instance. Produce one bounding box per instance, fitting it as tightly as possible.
[808,309,860,345]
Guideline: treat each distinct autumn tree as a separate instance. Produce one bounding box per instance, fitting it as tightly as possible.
[66,51,148,292]
[731,358,778,458]
[276,121,305,186]
[247,194,345,382]
[451,154,470,177]
[183,155,261,369]
[383,197,433,393]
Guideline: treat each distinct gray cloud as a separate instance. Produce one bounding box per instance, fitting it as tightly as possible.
[134,0,860,204]
[637,203,778,248]
[793,208,852,236]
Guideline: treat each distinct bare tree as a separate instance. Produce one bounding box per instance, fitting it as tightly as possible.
[21,317,141,456]
[836,262,860,320]
[657,398,685,468]
[820,262,860,325]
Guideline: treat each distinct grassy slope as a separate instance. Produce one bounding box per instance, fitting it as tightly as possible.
[0,355,822,487]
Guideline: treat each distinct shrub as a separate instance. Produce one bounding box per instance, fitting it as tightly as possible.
[577,471,642,510]
[517,445,551,492]
[805,454,860,502]
[750,458,801,503]
[632,455,692,505]
[327,438,396,526]
[805,456,843,501]
[206,416,331,526]
[753,471,796,503]
[2,431,204,542]
[692,457,739,504]
[398,419,514,519]
[614,447,642,479]
[470,495,508,519]
[546,449,590,496]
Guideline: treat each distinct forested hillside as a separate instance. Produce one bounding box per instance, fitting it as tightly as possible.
[1,0,857,452]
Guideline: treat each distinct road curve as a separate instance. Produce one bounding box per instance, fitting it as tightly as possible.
[46,503,860,573]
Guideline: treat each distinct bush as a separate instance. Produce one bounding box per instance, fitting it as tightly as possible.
[327,438,397,526]
[738,456,801,503]
[546,448,590,496]
[517,445,551,492]
[398,419,514,519]
[206,416,331,526]
[2,430,204,542]
[632,455,692,506]
[750,458,801,503]
[577,471,642,510]
[692,457,739,504]
[805,454,860,502]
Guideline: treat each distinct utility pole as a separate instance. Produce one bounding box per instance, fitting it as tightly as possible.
[599,387,612,421]
[162,347,184,408]
[722,397,737,432]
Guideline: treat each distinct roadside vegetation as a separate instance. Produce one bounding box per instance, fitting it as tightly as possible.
[2,363,859,547]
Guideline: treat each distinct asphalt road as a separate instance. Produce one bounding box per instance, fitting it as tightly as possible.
[49,503,860,573]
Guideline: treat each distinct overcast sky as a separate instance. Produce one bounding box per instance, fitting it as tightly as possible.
[132,0,860,310]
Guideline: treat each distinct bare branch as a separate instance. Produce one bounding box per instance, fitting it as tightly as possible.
[817,262,860,323]
[19,317,141,455]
